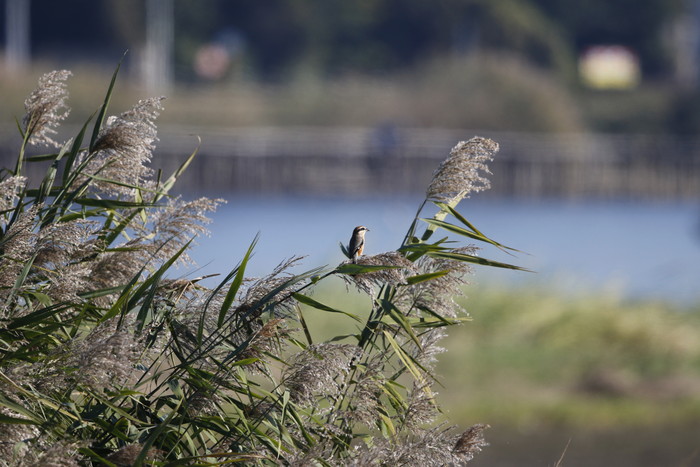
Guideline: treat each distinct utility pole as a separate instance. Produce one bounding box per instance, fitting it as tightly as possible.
[669,0,700,88]
[5,0,30,73]
[142,0,173,92]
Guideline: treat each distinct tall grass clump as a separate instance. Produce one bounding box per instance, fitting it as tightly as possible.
[0,66,521,466]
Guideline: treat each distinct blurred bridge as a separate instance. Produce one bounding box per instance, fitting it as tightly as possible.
[2,125,700,199]
[155,126,700,199]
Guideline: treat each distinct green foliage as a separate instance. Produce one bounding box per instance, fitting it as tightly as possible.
[0,67,515,465]
[438,287,700,428]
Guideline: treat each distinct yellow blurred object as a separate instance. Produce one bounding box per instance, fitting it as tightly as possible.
[579,45,641,90]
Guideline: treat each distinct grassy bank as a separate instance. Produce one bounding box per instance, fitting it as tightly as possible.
[441,286,700,429]
[3,55,685,135]
[1,55,585,132]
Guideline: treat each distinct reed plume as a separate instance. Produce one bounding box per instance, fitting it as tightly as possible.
[22,70,72,148]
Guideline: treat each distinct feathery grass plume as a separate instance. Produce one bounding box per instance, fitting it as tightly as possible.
[0,176,26,215]
[426,137,497,204]
[346,366,385,426]
[152,276,212,339]
[284,343,361,405]
[88,246,147,291]
[167,288,241,371]
[413,327,447,369]
[401,246,477,319]
[402,382,439,430]
[65,319,141,390]
[24,440,82,467]
[233,256,306,319]
[237,318,290,374]
[43,263,92,303]
[155,276,208,304]
[0,407,40,463]
[453,424,490,463]
[288,444,337,467]
[22,70,72,148]
[105,444,162,466]
[7,320,141,395]
[186,387,225,417]
[341,251,416,295]
[89,199,222,292]
[79,97,164,196]
[33,219,98,302]
[149,196,224,262]
[173,286,223,335]
[168,257,305,367]
[348,424,479,466]
[34,219,97,267]
[0,205,38,296]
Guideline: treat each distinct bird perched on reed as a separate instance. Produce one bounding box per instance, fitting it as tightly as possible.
[348,226,369,263]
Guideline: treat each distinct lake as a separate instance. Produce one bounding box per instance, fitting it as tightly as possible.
[185,195,700,304]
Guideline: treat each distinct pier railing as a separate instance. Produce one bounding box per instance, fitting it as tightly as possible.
[2,125,699,198]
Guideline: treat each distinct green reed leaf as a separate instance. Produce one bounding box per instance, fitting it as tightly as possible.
[218,234,258,327]
[335,263,403,275]
[427,249,530,271]
[89,54,125,152]
[293,292,361,322]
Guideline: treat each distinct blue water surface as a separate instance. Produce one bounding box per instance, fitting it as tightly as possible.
[184,195,700,304]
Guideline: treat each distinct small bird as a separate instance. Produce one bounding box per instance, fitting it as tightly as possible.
[348,226,369,263]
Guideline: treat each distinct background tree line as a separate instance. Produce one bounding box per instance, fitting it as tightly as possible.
[2,0,686,81]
